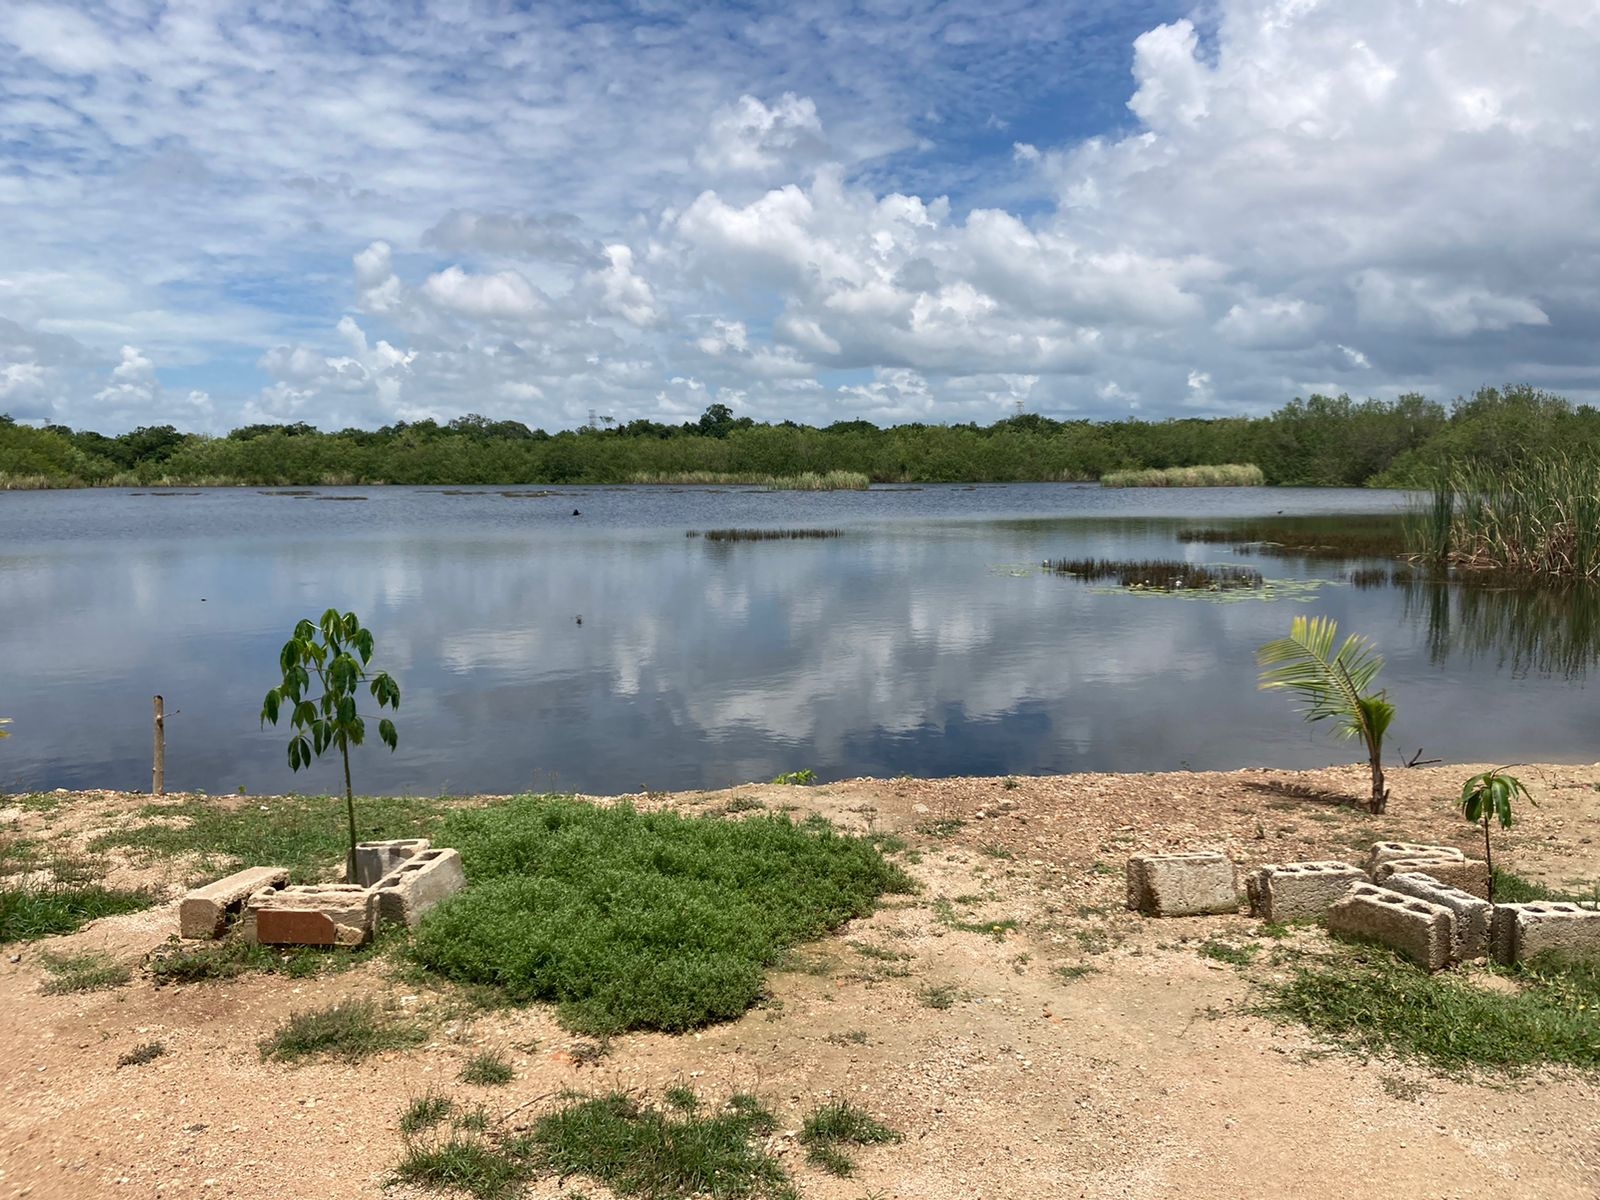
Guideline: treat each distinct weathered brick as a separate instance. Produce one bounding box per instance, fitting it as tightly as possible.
[1372,856,1488,899]
[179,866,291,939]
[1489,901,1600,966]
[1380,872,1492,961]
[1245,861,1368,924]
[1365,842,1464,875]
[372,848,467,929]
[1325,883,1454,971]
[1125,852,1238,917]
[240,884,375,947]
[352,838,432,887]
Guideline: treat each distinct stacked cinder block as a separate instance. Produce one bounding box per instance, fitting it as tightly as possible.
[1378,872,1492,961]
[1245,861,1368,924]
[178,838,467,948]
[1326,883,1456,971]
[1125,852,1239,916]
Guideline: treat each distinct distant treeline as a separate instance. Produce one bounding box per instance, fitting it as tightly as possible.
[3,386,1597,489]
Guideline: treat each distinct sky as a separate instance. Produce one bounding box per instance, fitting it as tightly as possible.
[2,0,1598,435]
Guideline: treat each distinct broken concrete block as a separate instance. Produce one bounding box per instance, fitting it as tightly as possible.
[1381,873,1492,961]
[239,884,376,947]
[1489,901,1600,966]
[1365,842,1465,875]
[1372,856,1488,899]
[179,866,291,939]
[1126,852,1238,917]
[351,838,432,887]
[1245,861,1368,924]
[372,848,467,929]
[1325,883,1454,971]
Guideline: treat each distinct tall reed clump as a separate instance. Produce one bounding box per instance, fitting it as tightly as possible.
[1099,463,1265,488]
[1414,455,1600,579]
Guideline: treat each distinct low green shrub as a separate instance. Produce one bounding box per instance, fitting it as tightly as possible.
[260,998,426,1064]
[411,798,912,1034]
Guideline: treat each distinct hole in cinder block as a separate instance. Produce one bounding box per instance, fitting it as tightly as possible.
[379,879,400,888]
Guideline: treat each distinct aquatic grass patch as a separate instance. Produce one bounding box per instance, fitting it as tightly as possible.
[1257,940,1600,1073]
[1047,557,1263,592]
[689,528,843,542]
[260,997,427,1064]
[1100,463,1264,488]
[629,470,869,490]
[91,792,444,882]
[410,797,913,1034]
[1177,515,1409,561]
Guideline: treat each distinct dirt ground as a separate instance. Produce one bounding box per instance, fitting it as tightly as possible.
[2,761,1599,1200]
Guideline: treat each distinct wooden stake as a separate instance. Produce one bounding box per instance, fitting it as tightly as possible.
[152,695,166,796]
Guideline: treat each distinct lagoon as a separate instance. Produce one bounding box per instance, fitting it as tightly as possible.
[0,483,1592,796]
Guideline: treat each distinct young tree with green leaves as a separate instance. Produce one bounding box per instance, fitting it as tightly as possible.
[1460,768,1535,905]
[260,609,400,880]
[1256,615,1395,814]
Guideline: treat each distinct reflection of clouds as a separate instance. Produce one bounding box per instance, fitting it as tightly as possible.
[1,487,1591,793]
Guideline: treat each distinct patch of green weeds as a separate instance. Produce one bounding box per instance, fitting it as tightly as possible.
[770,770,816,786]
[1053,963,1096,983]
[663,1085,698,1112]
[799,1101,900,1177]
[1492,869,1600,906]
[1258,940,1600,1072]
[932,897,1017,940]
[849,942,910,963]
[91,793,444,882]
[117,1041,166,1068]
[915,819,964,838]
[1378,1074,1430,1101]
[824,1030,869,1046]
[919,983,960,1010]
[0,842,154,944]
[718,796,766,815]
[260,997,427,1065]
[977,841,1014,860]
[1198,940,1260,967]
[38,949,131,994]
[410,797,912,1035]
[392,1137,530,1200]
[401,1092,455,1134]
[147,925,405,984]
[461,1050,514,1087]
[1090,861,1118,877]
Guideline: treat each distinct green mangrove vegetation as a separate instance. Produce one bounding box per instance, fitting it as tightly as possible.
[5,384,1595,489]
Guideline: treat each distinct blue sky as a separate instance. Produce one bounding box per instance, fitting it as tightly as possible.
[2,0,1597,433]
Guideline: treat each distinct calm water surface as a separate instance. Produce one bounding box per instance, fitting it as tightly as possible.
[1,484,1592,795]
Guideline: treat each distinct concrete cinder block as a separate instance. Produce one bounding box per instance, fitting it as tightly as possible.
[351,838,432,887]
[1245,861,1369,924]
[1372,857,1489,899]
[1380,873,1492,961]
[1365,842,1465,875]
[372,848,467,929]
[240,884,376,947]
[179,866,291,939]
[1126,852,1238,917]
[1489,901,1600,966]
[1325,883,1454,971]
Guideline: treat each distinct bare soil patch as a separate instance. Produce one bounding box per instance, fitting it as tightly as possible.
[3,761,1599,1199]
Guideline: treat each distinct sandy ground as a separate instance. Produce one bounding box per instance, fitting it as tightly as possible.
[2,761,1599,1200]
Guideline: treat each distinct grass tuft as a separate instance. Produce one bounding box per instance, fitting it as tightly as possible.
[147,926,402,984]
[400,1092,456,1134]
[260,998,427,1065]
[0,842,154,944]
[117,1041,167,1068]
[1100,463,1264,488]
[460,1050,515,1087]
[410,797,912,1034]
[38,950,131,994]
[392,1137,530,1200]
[799,1101,899,1177]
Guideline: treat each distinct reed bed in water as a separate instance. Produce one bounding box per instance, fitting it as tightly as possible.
[1099,463,1265,488]
[689,528,844,542]
[1177,516,1408,560]
[1046,558,1264,591]
[627,470,870,490]
[1412,456,1600,580]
